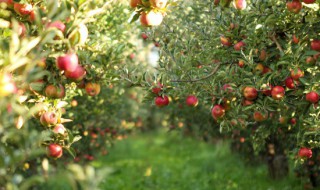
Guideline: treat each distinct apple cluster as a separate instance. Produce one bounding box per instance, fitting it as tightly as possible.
[129,0,169,26]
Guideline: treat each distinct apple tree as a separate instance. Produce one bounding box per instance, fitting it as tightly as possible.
[128,0,320,184]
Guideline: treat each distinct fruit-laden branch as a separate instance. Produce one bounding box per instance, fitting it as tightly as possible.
[271,34,284,54]
[170,63,221,83]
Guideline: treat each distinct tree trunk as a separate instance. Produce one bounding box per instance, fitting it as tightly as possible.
[266,143,289,179]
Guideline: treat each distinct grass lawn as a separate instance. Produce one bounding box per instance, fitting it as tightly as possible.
[96,130,304,190]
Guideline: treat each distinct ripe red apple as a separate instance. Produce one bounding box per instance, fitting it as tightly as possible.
[311,39,320,51]
[211,105,225,120]
[220,36,232,47]
[214,0,220,6]
[186,95,198,107]
[306,91,319,104]
[290,118,297,125]
[292,34,299,44]
[155,95,170,107]
[71,99,78,107]
[222,84,233,93]
[56,53,79,72]
[253,111,268,122]
[279,116,288,124]
[14,3,32,16]
[45,84,65,99]
[238,60,245,68]
[234,41,246,51]
[0,73,17,97]
[152,87,162,94]
[303,0,316,4]
[85,82,101,96]
[233,0,247,10]
[242,99,254,106]
[40,111,58,126]
[298,147,312,158]
[65,65,86,81]
[47,144,63,158]
[53,124,66,134]
[150,0,168,8]
[290,68,304,80]
[286,0,302,14]
[141,33,148,40]
[285,77,296,89]
[306,56,315,64]
[243,86,258,100]
[130,0,142,8]
[271,86,285,100]
[140,11,164,27]
[46,21,66,33]
[261,84,272,96]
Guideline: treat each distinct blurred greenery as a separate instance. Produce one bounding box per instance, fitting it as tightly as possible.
[97,130,303,190]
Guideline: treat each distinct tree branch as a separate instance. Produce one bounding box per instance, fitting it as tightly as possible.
[271,34,284,54]
[170,63,221,83]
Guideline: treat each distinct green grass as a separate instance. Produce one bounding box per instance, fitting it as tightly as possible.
[97,130,303,190]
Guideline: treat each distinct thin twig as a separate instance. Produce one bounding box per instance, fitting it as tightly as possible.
[271,34,284,54]
[170,63,221,83]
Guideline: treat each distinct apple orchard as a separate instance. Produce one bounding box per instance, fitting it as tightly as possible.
[1,0,320,189]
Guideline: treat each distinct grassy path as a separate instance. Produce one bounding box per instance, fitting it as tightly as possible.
[96,130,302,190]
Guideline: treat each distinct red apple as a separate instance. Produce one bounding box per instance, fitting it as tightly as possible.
[211,105,225,120]
[65,65,86,81]
[238,60,245,68]
[290,118,297,125]
[220,36,232,47]
[56,53,79,72]
[222,84,233,93]
[311,39,320,51]
[292,34,299,44]
[233,0,247,10]
[242,99,254,106]
[155,95,170,107]
[47,144,63,158]
[53,124,66,134]
[285,77,296,89]
[150,0,168,8]
[140,11,164,27]
[40,111,58,126]
[290,68,304,80]
[14,3,32,16]
[234,41,246,51]
[303,0,316,4]
[141,33,148,40]
[286,0,302,14]
[243,86,258,100]
[298,147,312,158]
[45,84,65,99]
[306,91,319,104]
[306,56,315,64]
[130,0,142,8]
[85,82,101,96]
[271,86,285,100]
[46,21,66,33]
[152,87,162,94]
[186,95,198,107]
[253,111,268,122]
[261,84,272,96]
